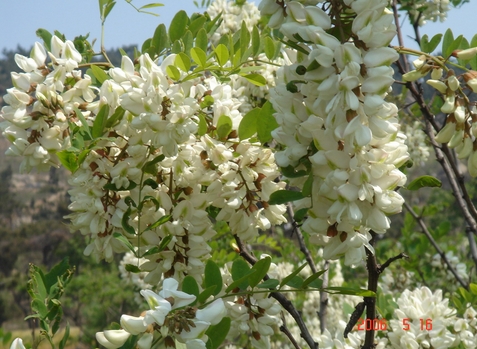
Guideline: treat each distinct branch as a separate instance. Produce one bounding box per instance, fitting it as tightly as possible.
[362,234,378,349]
[280,312,301,349]
[403,201,469,289]
[465,226,477,273]
[286,203,329,333]
[234,235,318,349]
[379,253,409,273]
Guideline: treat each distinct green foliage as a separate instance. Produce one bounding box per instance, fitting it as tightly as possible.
[406,175,442,190]
[26,259,74,349]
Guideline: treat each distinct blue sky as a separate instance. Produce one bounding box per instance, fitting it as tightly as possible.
[0,0,475,55]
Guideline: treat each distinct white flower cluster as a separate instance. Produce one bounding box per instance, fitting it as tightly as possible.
[96,278,227,349]
[206,0,261,46]
[387,287,459,349]
[431,250,468,283]
[405,0,450,26]
[1,37,287,285]
[260,0,409,266]
[1,38,82,173]
[221,258,282,349]
[404,121,430,166]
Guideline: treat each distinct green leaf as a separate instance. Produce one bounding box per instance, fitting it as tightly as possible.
[44,258,70,292]
[286,275,304,288]
[205,317,230,349]
[166,65,181,80]
[252,26,260,57]
[457,37,470,66]
[59,322,70,349]
[238,108,259,140]
[74,107,92,138]
[302,174,313,197]
[169,10,189,43]
[142,38,152,54]
[36,28,52,51]
[427,33,443,53]
[442,29,454,58]
[257,101,278,143]
[91,65,109,84]
[196,28,208,53]
[469,283,477,295]
[420,34,430,53]
[256,278,279,289]
[182,275,200,300]
[121,207,136,236]
[248,256,271,288]
[215,44,229,66]
[92,104,110,138]
[183,30,194,55]
[188,15,207,37]
[279,263,307,289]
[31,299,48,317]
[105,106,125,128]
[240,21,250,60]
[268,190,304,205]
[324,287,375,297]
[204,260,223,296]
[280,165,307,178]
[139,3,164,9]
[175,52,191,72]
[407,175,442,190]
[216,115,233,140]
[264,36,275,60]
[152,23,169,55]
[57,151,79,173]
[302,269,327,288]
[198,285,217,304]
[294,208,308,222]
[143,154,165,174]
[146,215,171,231]
[198,114,207,136]
[125,264,141,273]
[241,73,266,86]
[191,47,207,68]
[113,232,136,253]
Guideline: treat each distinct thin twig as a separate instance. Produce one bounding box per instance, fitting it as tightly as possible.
[403,201,469,289]
[466,226,477,274]
[379,253,409,273]
[234,235,318,349]
[280,312,301,349]
[286,203,329,333]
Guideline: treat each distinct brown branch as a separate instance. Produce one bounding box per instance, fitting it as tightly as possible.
[404,201,469,289]
[234,235,318,349]
[286,203,329,333]
[362,234,378,349]
[280,312,301,349]
[466,226,477,273]
[379,253,409,273]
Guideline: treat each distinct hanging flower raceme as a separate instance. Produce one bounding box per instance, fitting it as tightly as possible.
[260,0,409,266]
[96,278,227,349]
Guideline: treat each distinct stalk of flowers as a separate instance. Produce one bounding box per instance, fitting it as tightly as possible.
[1,38,86,173]
[259,0,408,266]
[219,257,282,349]
[1,36,288,285]
[386,287,458,349]
[95,278,227,349]
[206,0,261,47]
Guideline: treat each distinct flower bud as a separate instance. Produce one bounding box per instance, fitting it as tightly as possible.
[441,93,456,114]
[463,71,477,93]
[426,79,447,94]
[435,122,456,143]
[456,136,473,159]
[448,129,464,148]
[431,68,443,80]
[454,47,477,60]
[447,75,460,92]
